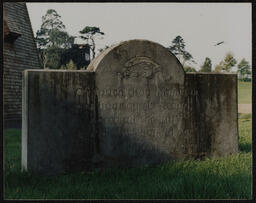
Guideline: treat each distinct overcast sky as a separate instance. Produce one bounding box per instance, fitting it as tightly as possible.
[27,3,252,70]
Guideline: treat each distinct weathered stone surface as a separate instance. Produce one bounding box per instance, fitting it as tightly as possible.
[87,40,238,167]
[22,39,238,175]
[22,70,96,175]
[88,40,188,167]
[184,73,238,158]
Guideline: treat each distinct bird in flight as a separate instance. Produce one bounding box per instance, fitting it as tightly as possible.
[214,41,224,46]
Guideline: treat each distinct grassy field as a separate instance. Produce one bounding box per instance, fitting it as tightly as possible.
[238,81,252,104]
[4,114,252,199]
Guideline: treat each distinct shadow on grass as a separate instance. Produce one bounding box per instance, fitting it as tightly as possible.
[4,157,252,199]
[4,126,252,200]
[239,143,251,153]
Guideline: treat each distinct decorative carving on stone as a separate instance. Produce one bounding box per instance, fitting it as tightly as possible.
[117,56,162,80]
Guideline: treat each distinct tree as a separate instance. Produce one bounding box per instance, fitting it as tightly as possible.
[60,60,77,70]
[79,26,104,59]
[35,9,75,69]
[44,46,63,69]
[214,53,237,72]
[41,9,65,30]
[184,66,197,73]
[223,53,237,72]
[35,9,72,49]
[60,65,66,70]
[237,58,251,81]
[66,60,77,70]
[214,64,224,72]
[168,35,196,67]
[99,45,110,53]
[200,57,212,72]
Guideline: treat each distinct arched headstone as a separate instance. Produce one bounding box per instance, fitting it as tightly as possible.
[88,39,187,167]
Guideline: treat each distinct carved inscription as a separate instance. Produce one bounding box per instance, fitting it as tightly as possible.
[98,102,189,113]
[100,115,184,125]
[97,53,197,147]
[97,88,198,97]
[94,46,187,160]
[101,126,173,139]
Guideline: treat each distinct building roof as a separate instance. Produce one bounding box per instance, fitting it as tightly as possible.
[3,3,22,42]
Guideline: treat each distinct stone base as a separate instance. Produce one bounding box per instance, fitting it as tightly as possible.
[4,119,21,129]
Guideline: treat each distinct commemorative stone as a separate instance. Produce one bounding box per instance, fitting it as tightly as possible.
[22,39,238,175]
[87,40,187,167]
[87,39,238,167]
[22,70,96,175]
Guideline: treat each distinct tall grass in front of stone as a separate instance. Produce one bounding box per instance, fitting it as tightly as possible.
[4,114,252,199]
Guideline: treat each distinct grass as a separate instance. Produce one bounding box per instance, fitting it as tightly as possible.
[4,114,252,199]
[238,81,252,104]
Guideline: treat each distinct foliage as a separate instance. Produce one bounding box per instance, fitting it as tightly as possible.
[43,46,64,69]
[200,57,212,72]
[41,9,65,30]
[66,60,77,70]
[60,65,66,70]
[99,45,110,53]
[35,9,75,69]
[237,59,251,81]
[214,53,237,72]
[79,26,104,59]
[36,9,75,49]
[168,35,196,67]
[214,64,224,73]
[60,44,90,69]
[60,60,77,70]
[223,53,237,71]
[184,66,197,73]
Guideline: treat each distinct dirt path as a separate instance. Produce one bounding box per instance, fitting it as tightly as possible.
[238,104,252,114]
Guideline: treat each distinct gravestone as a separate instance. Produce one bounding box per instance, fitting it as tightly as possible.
[22,39,238,175]
[88,40,188,167]
[22,70,96,175]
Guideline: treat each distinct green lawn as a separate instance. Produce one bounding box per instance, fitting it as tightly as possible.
[4,114,252,199]
[238,81,252,104]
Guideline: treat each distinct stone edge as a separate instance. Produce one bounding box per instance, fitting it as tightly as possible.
[21,70,28,171]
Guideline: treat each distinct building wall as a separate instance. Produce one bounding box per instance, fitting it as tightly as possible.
[3,2,41,128]
[60,44,91,69]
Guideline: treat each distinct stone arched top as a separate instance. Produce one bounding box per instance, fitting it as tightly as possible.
[87,39,185,85]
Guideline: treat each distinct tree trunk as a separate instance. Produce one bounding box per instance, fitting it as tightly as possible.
[43,51,48,69]
[91,38,96,59]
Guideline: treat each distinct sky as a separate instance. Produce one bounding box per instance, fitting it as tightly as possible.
[26,3,252,71]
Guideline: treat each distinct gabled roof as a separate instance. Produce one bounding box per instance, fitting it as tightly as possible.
[3,18,10,36]
[3,3,22,42]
